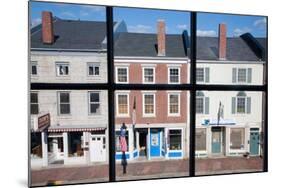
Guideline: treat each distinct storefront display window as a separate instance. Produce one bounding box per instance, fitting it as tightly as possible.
[68,132,84,157]
[196,129,206,151]
[169,129,182,150]
[230,128,245,150]
[31,133,42,158]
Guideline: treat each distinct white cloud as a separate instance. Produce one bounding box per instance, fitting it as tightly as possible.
[177,24,188,30]
[254,18,266,28]
[60,11,77,19]
[31,18,41,27]
[233,27,251,36]
[79,5,105,18]
[197,30,216,37]
[128,24,152,33]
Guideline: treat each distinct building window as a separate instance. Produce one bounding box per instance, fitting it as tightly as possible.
[238,68,247,82]
[68,132,84,157]
[168,67,180,83]
[232,68,252,83]
[31,62,37,75]
[196,91,209,114]
[117,94,129,116]
[143,67,155,83]
[168,93,180,116]
[116,67,128,83]
[232,91,251,114]
[58,92,70,115]
[88,63,100,76]
[230,128,245,150]
[115,130,129,152]
[196,67,209,83]
[169,129,182,150]
[56,62,69,76]
[31,133,42,158]
[196,129,206,151]
[89,92,101,114]
[30,92,39,115]
[143,93,155,116]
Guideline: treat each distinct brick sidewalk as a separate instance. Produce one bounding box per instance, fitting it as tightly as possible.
[31,157,263,186]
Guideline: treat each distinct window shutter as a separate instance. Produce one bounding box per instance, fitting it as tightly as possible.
[232,68,237,83]
[247,68,252,83]
[232,97,236,114]
[204,97,209,114]
[247,97,251,114]
[205,67,210,83]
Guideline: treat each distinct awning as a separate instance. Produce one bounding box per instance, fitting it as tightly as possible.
[48,127,106,132]
[202,119,236,126]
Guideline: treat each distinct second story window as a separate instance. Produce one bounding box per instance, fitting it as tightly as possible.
[196,67,210,83]
[88,63,100,76]
[116,67,128,83]
[143,67,155,84]
[232,91,251,114]
[56,62,69,76]
[117,93,129,116]
[143,93,155,116]
[168,67,180,84]
[58,92,70,115]
[168,93,180,116]
[196,91,209,114]
[30,92,39,115]
[232,68,252,83]
[31,62,37,76]
[89,92,101,114]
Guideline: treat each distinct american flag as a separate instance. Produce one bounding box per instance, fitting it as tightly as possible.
[120,136,127,152]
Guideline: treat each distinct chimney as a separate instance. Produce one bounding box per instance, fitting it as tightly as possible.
[157,20,166,56]
[218,23,227,60]
[42,11,54,44]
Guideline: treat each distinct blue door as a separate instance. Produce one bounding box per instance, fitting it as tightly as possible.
[250,132,259,155]
[150,129,161,157]
[212,128,222,154]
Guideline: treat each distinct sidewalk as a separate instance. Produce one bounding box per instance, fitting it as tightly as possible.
[31,157,263,186]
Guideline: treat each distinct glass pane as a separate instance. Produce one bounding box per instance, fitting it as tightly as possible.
[29,1,109,186]
[114,7,190,84]
[196,13,267,85]
[115,90,189,180]
[195,91,264,175]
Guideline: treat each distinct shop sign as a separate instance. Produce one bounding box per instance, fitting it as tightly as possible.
[38,113,50,131]
[202,118,235,126]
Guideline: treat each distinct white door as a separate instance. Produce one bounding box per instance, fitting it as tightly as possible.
[90,135,106,162]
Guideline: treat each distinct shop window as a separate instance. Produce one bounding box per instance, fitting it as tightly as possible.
[30,92,39,115]
[116,93,129,116]
[116,67,128,83]
[89,92,101,114]
[143,67,155,83]
[56,62,69,76]
[196,129,206,151]
[88,63,100,76]
[143,93,155,116]
[68,132,84,157]
[230,128,245,150]
[169,129,182,150]
[168,67,180,83]
[31,133,42,158]
[115,130,129,152]
[168,93,180,116]
[58,92,70,115]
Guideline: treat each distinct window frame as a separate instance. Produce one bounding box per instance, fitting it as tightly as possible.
[116,92,130,117]
[142,66,155,84]
[168,66,181,84]
[229,128,245,151]
[142,92,156,117]
[237,68,247,83]
[168,128,183,151]
[31,61,38,76]
[167,91,181,116]
[115,66,129,84]
[87,62,100,77]
[30,91,39,115]
[56,62,70,77]
[88,91,101,115]
[58,91,71,115]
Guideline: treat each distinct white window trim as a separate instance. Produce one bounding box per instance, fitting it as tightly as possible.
[87,62,100,77]
[57,91,71,115]
[56,62,70,77]
[236,96,247,114]
[142,92,156,117]
[115,66,129,84]
[196,96,205,114]
[167,92,181,116]
[196,67,206,83]
[88,91,101,115]
[116,93,130,117]
[237,68,248,83]
[31,61,38,76]
[142,67,155,84]
[168,67,181,84]
[167,128,183,152]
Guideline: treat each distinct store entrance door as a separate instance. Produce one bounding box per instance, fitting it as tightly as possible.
[250,129,259,156]
[211,127,224,155]
[138,129,148,157]
[48,135,64,164]
[90,135,106,162]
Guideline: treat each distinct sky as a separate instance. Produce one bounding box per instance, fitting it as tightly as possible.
[30,1,266,37]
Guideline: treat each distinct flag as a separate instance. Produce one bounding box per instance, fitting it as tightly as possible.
[120,136,127,152]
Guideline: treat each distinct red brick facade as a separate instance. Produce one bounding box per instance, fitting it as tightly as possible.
[218,23,227,60]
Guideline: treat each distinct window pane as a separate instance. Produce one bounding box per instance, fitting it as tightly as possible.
[32,65,37,75]
[31,104,39,114]
[60,93,69,103]
[195,91,264,176]
[60,104,70,114]
[31,93,38,103]
[90,103,100,114]
[90,93,100,102]
[196,68,204,82]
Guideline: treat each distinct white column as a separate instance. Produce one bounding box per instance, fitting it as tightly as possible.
[225,127,230,156]
[129,127,134,160]
[245,127,250,153]
[85,132,91,164]
[206,127,212,156]
[147,128,151,160]
[41,131,48,167]
[165,128,169,159]
[63,132,68,164]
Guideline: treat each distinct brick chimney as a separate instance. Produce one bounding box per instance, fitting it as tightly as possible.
[218,23,227,60]
[42,11,54,44]
[157,20,166,56]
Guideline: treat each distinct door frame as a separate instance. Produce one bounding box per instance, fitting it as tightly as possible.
[90,134,106,162]
[249,128,260,156]
[211,127,225,155]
